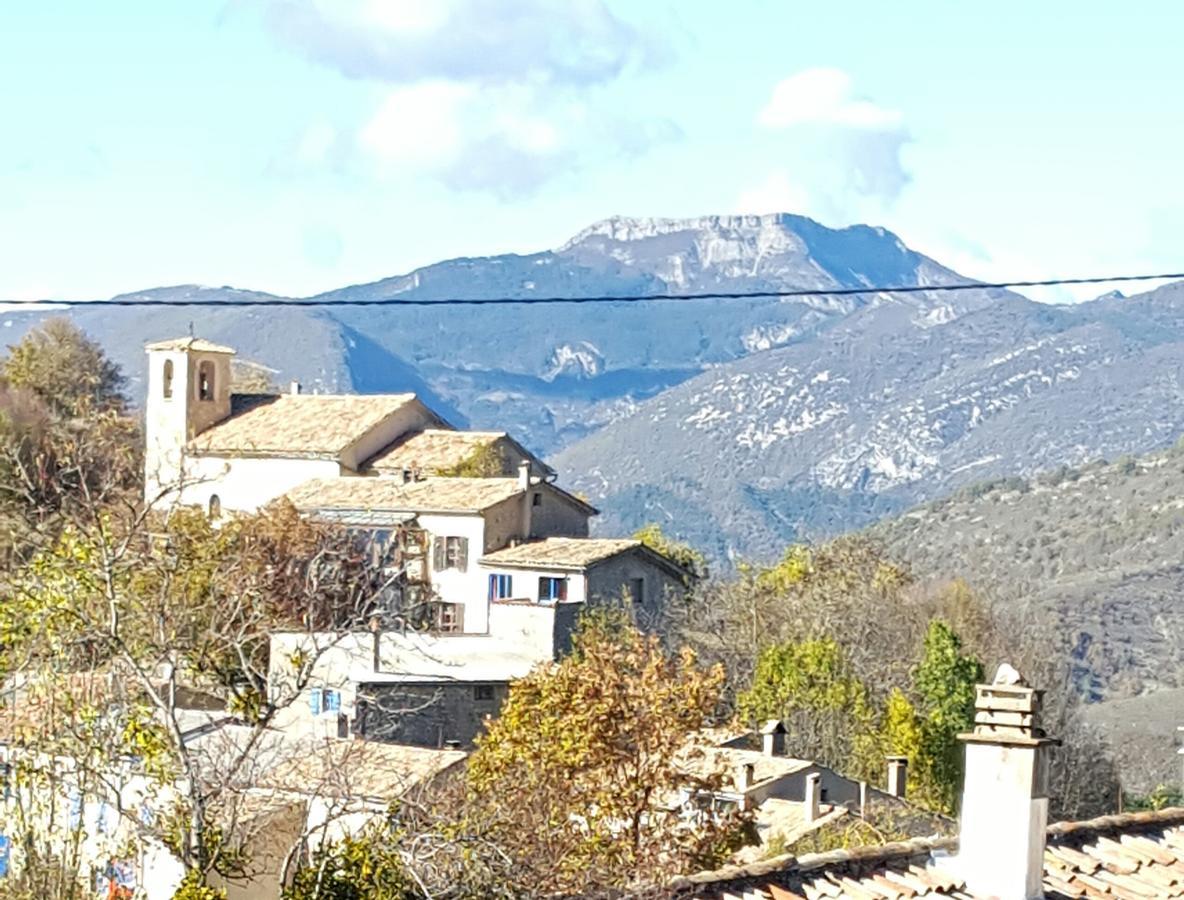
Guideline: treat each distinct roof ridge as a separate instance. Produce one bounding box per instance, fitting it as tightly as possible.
[666,834,956,890]
[1047,805,1184,838]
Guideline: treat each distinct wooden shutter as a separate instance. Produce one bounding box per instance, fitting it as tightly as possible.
[432,537,446,570]
[457,537,469,572]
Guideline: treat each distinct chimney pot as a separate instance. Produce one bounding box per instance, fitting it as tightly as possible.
[886,756,908,798]
[734,762,755,793]
[760,719,787,757]
[804,772,821,823]
[952,662,1058,900]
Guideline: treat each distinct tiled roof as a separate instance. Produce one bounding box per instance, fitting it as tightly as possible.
[146,337,236,354]
[668,807,1184,899]
[480,537,643,570]
[288,476,523,513]
[366,429,515,474]
[673,744,816,787]
[190,393,418,457]
[259,737,466,801]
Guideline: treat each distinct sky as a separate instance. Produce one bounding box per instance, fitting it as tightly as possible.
[2,1,1183,303]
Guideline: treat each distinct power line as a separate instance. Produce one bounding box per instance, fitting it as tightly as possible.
[5,270,1182,309]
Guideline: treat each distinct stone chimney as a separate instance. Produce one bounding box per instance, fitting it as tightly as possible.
[761,719,787,756]
[518,460,534,538]
[804,772,821,823]
[886,756,908,798]
[952,663,1058,900]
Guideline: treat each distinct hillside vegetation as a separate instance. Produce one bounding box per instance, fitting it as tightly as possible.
[870,439,1184,701]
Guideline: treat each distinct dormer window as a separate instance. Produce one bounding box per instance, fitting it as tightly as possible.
[162,360,174,399]
[197,361,215,401]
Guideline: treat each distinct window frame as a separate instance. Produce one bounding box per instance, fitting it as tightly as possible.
[488,573,514,601]
[162,359,174,399]
[538,576,568,603]
[473,684,495,702]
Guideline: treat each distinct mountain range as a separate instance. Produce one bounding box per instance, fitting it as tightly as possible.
[5,214,1184,564]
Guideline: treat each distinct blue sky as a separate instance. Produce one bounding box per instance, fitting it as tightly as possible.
[2,1,1182,302]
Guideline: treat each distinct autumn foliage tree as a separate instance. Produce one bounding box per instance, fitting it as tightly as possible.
[464,611,746,895]
[0,319,139,561]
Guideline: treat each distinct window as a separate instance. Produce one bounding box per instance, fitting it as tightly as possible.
[162,359,174,399]
[432,536,469,572]
[197,360,215,401]
[488,574,514,601]
[96,801,113,834]
[208,495,221,519]
[309,688,341,716]
[68,790,82,830]
[627,577,645,606]
[433,602,464,634]
[532,492,542,507]
[538,576,567,603]
[473,685,495,702]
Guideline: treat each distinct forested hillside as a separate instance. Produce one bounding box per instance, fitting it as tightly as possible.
[870,440,1184,701]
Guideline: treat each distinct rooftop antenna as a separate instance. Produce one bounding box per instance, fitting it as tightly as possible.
[188,321,195,338]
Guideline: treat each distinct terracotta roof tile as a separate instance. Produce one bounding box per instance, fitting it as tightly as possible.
[191,393,418,457]
[366,429,528,475]
[288,476,523,513]
[663,808,1184,900]
[480,537,643,570]
[146,337,236,354]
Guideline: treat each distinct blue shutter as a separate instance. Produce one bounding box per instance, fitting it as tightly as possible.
[326,690,341,713]
[0,835,8,877]
[309,688,322,715]
[97,801,112,834]
[488,574,496,601]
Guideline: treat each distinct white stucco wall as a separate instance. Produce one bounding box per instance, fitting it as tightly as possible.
[172,454,343,514]
[419,511,495,632]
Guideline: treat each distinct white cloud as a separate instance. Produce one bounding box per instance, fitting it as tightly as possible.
[759,68,902,130]
[358,81,474,168]
[261,0,675,197]
[262,0,654,87]
[739,68,911,223]
[734,172,813,216]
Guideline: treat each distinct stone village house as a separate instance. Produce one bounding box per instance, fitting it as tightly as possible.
[142,337,692,747]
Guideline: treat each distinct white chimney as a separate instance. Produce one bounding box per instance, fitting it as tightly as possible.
[517,459,531,491]
[734,762,755,793]
[804,772,821,823]
[952,664,1057,900]
[289,380,301,396]
[886,756,908,798]
[760,719,787,756]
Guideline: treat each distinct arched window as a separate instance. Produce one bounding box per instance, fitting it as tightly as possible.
[208,495,222,519]
[162,360,174,399]
[198,361,215,401]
